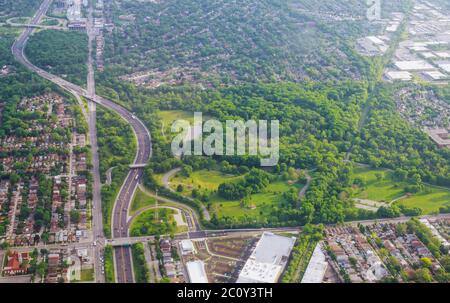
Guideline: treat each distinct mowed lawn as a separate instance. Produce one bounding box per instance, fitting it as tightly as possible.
[169,169,244,194]
[352,167,406,202]
[80,268,94,282]
[159,110,194,128]
[159,110,212,139]
[169,169,302,219]
[211,181,302,219]
[130,188,156,215]
[398,188,450,214]
[351,166,450,213]
[129,208,187,236]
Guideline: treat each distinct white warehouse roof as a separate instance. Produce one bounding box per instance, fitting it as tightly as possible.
[301,244,328,283]
[237,232,295,283]
[186,260,208,283]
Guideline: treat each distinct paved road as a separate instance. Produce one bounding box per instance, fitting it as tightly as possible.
[161,167,211,221]
[11,0,152,284]
[108,212,450,247]
[138,184,201,231]
[126,205,193,232]
[86,0,105,284]
[161,167,181,189]
[105,166,116,186]
[298,170,312,202]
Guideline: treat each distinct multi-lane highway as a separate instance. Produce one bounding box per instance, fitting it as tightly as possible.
[12,0,152,284]
[86,0,105,283]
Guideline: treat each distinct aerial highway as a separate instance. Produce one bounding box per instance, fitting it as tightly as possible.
[86,0,105,283]
[12,0,152,284]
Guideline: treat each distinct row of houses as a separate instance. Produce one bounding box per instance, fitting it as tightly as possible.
[325,226,388,283]
[366,222,443,281]
[160,238,185,282]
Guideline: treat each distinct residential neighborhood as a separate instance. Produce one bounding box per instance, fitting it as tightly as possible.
[0,93,91,249]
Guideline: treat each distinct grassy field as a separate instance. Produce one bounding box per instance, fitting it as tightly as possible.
[80,268,94,282]
[169,169,244,195]
[158,110,212,139]
[159,110,195,127]
[130,188,156,215]
[152,173,164,185]
[351,167,407,202]
[350,167,450,213]
[104,245,115,283]
[8,17,30,24]
[398,188,450,214]
[40,18,60,26]
[131,243,150,283]
[129,208,187,236]
[169,169,302,220]
[211,181,301,219]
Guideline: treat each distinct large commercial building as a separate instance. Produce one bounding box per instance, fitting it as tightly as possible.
[301,244,328,283]
[186,260,208,283]
[236,232,296,283]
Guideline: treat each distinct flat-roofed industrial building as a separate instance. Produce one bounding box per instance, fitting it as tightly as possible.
[186,260,208,283]
[236,232,296,283]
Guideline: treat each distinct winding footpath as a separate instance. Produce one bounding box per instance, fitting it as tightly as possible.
[12,0,152,284]
[161,167,211,221]
[298,170,312,201]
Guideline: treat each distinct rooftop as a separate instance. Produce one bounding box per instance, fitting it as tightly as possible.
[237,232,295,283]
[395,60,435,71]
[301,244,328,283]
[186,260,208,283]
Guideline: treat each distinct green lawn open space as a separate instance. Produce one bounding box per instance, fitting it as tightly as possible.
[210,181,302,219]
[398,188,450,214]
[169,169,302,220]
[351,167,407,202]
[80,268,94,282]
[8,17,30,24]
[158,110,212,139]
[159,110,195,126]
[351,166,450,213]
[104,245,115,283]
[129,208,187,236]
[169,169,244,194]
[130,188,156,215]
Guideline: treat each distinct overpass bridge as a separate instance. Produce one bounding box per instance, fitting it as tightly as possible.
[129,164,148,169]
